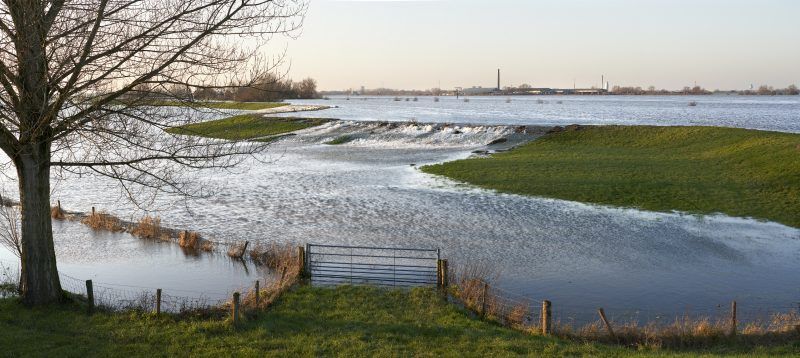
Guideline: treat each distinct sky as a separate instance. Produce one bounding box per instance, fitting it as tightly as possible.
[274,0,800,91]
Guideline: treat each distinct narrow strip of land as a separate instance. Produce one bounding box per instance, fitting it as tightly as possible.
[149,100,289,111]
[166,113,332,141]
[422,125,800,228]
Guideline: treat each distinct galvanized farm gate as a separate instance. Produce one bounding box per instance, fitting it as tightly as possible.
[303,243,445,287]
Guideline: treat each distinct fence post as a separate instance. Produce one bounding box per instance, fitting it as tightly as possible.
[155,289,162,315]
[57,200,61,212]
[436,259,442,288]
[86,280,94,313]
[440,259,448,289]
[254,280,260,307]
[541,300,552,336]
[597,308,615,339]
[298,246,306,278]
[91,206,96,216]
[729,300,737,337]
[232,292,240,326]
[481,282,488,318]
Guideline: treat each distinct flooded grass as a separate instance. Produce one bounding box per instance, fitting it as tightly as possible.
[80,210,125,232]
[166,114,332,141]
[423,125,800,228]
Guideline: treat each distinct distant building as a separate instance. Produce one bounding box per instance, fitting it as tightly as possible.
[462,86,496,95]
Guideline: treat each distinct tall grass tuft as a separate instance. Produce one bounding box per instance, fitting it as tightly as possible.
[81,210,124,232]
[178,231,202,250]
[248,242,295,268]
[50,205,65,220]
[131,215,162,240]
[242,242,300,311]
[227,241,249,259]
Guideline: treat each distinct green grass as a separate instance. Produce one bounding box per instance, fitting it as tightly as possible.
[325,135,356,145]
[422,126,800,228]
[149,100,289,111]
[1,286,796,357]
[166,114,331,141]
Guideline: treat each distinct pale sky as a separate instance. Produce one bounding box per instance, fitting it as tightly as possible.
[275,0,800,91]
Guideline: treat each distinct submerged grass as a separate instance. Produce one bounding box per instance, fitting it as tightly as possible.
[166,113,331,141]
[2,286,798,356]
[422,125,800,228]
[324,135,355,145]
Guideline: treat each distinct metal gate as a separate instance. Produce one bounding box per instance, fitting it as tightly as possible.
[306,243,440,287]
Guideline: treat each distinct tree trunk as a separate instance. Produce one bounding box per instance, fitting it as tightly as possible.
[17,142,62,305]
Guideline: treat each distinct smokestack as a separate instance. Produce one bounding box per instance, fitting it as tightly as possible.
[497,69,501,90]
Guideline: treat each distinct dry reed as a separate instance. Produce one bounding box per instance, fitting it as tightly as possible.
[248,242,295,268]
[80,210,124,232]
[227,241,249,259]
[131,215,162,240]
[50,205,65,220]
[178,231,202,250]
[241,242,300,311]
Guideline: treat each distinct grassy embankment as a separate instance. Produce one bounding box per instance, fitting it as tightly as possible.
[166,113,331,142]
[2,285,796,357]
[150,100,289,111]
[423,126,800,228]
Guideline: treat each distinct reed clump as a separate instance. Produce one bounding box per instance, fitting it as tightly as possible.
[131,215,162,240]
[81,209,124,232]
[242,243,300,311]
[227,241,249,259]
[50,205,65,220]
[178,231,202,250]
[249,242,295,268]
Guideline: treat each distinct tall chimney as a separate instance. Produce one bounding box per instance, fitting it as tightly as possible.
[497,69,501,90]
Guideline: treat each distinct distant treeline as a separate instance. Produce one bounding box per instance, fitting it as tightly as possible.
[195,77,320,101]
[611,84,799,96]
[133,75,320,102]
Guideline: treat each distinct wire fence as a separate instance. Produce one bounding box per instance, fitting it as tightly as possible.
[58,272,233,314]
[451,276,800,335]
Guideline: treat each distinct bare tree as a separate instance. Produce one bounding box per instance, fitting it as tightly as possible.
[0,0,306,305]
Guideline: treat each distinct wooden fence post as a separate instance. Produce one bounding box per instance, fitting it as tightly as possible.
[481,282,488,318]
[440,259,448,289]
[729,300,737,337]
[298,246,306,278]
[436,259,442,288]
[232,292,240,326]
[91,206,96,216]
[57,200,61,212]
[541,300,552,335]
[86,280,94,313]
[155,289,162,315]
[597,308,615,339]
[254,280,260,307]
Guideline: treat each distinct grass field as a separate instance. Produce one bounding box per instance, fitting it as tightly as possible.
[422,126,800,228]
[149,100,288,111]
[2,285,796,357]
[166,114,331,141]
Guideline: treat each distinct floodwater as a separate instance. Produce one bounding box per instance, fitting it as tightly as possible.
[1,98,799,321]
[282,95,800,133]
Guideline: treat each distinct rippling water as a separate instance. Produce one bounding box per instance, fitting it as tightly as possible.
[283,95,800,133]
[1,102,799,321]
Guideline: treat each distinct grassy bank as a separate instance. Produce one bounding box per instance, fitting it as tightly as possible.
[2,285,796,356]
[149,100,288,111]
[422,126,800,228]
[166,113,331,141]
